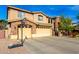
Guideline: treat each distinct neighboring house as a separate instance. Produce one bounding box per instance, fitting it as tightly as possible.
[7,6,54,40]
[51,16,61,36]
[72,23,79,37]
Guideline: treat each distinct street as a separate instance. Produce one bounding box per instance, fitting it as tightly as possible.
[0,36,79,54]
[24,36,79,54]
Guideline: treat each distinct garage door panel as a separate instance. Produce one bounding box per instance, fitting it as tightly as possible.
[32,28,52,37]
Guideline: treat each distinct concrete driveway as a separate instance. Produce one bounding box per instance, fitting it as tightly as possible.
[1,36,79,54]
[23,36,79,54]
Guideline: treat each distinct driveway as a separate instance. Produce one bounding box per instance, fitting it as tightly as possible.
[23,36,79,54]
[0,39,27,54]
[0,36,79,54]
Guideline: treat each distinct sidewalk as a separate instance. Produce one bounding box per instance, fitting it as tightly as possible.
[0,39,27,54]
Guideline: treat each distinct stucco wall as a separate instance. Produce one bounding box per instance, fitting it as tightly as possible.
[18,28,31,39]
[8,8,49,24]
[24,13,34,22]
[54,17,61,28]
[8,28,31,40]
[33,13,49,24]
[8,8,34,22]
[8,9,19,22]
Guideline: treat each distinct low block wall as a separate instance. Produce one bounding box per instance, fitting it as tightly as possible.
[0,30,5,39]
[7,28,31,40]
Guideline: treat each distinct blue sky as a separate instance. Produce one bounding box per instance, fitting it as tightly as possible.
[0,5,79,23]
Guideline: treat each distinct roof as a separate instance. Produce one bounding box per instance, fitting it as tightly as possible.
[8,18,37,25]
[8,18,52,27]
[8,6,61,19]
[36,22,52,26]
[8,6,50,18]
[75,26,79,30]
[8,6,33,14]
[32,11,49,18]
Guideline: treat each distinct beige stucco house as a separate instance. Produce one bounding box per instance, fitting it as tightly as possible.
[7,6,54,40]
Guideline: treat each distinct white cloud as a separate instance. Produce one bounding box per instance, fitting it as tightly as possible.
[50,8,55,10]
[49,7,59,11]
[71,5,79,11]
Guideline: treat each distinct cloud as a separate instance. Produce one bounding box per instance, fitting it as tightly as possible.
[49,8,58,10]
[71,5,79,11]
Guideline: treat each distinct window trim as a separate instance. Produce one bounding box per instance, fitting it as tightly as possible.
[48,18,51,23]
[38,15,43,21]
[18,11,25,19]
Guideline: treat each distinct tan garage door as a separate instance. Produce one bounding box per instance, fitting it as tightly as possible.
[32,28,52,37]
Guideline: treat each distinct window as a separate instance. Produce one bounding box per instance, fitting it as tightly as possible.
[38,15,43,21]
[48,18,51,23]
[18,11,25,19]
[51,19,52,24]
[8,23,11,28]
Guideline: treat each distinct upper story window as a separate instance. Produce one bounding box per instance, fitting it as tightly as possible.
[48,18,53,24]
[51,19,52,24]
[48,18,51,23]
[38,15,43,21]
[18,11,25,19]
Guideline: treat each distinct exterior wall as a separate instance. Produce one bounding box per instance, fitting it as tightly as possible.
[26,21,36,34]
[18,28,31,39]
[52,20,55,35]
[9,28,31,40]
[54,17,61,28]
[8,21,20,40]
[8,7,49,24]
[8,8,20,22]
[9,20,36,35]
[5,29,11,39]
[8,8,34,22]
[10,21,21,35]
[54,17,61,36]
[24,13,34,22]
[10,35,17,40]
[33,13,49,24]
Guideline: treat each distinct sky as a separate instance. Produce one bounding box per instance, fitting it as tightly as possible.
[0,5,79,23]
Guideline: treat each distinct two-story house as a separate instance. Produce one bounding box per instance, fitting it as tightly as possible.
[7,6,53,40]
